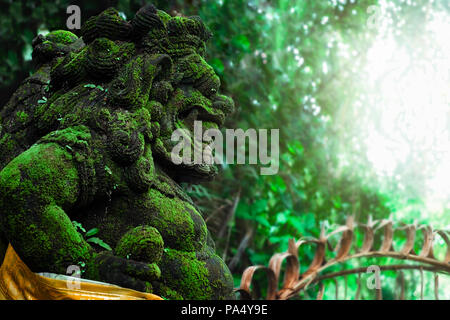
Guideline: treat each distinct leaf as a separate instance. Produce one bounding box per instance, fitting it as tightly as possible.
[232,34,251,52]
[236,201,251,219]
[87,237,112,251]
[6,51,18,68]
[275,210,289,224]
[287,215,305,234]
[37,96,47,104]
[72,221,86,233]
[255,215,270,228]
[85,228,99,237]
[270,175,286,193]
[332,196,342,209]
[252,199,267,214]
[83,84,96,88]
[210,58,225,75]
[104,166,112,175]
[303,212,316,229]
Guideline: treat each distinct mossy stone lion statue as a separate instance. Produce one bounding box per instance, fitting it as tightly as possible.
[0,5,235,300]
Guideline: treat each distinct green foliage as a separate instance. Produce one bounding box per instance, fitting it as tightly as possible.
[72,221,112,251]
[186,0,449,299]
[85,227,99,237]
[72,220,86,233]
[183,0,393,274]
[37,96,48,104]
[86,237,112,251]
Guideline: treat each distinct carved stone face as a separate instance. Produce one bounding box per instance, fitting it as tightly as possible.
[153,53,234,182]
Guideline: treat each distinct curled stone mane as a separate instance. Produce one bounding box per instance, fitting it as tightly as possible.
[0,5,220,185]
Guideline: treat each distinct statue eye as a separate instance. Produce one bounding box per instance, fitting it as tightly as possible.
[200,86,218,99]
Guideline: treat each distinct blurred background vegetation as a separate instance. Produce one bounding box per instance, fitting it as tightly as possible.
[0,0,449,299]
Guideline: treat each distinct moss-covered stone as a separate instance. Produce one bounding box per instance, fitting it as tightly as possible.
[45,30,79,45]
[0,5,235,300]
[115,225,164,263]
[160,248,213,300]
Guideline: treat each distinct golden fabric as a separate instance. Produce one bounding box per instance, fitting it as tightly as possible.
[0,244,163,300]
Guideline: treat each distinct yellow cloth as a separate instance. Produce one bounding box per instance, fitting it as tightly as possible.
[0,244,163,300]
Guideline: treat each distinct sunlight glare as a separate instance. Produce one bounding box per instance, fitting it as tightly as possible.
[363,8,450,215]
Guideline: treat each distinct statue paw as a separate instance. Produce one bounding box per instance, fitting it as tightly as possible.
[87,251,160,293]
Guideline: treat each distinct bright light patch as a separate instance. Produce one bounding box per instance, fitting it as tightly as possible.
[322,61,329,74]
[363,8,450,215]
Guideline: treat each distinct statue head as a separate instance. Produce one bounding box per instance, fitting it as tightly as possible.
[30,5,234,184]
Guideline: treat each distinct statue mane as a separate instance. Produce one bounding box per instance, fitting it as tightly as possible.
[0,5,218,178]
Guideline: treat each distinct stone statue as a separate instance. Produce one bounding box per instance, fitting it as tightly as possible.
[0,5,235,300]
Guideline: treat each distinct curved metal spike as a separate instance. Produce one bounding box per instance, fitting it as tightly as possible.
[238,216,450,300]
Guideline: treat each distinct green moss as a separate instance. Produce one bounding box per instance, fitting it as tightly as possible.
[0,142,95,274]
[81,7,131,43]
[16,111,29,123]
[109,54,157,110]
[125,262,161,281]
[1,142,79,205]
[36,88,85,131]
[160,248,212,300]
[39,126,91,162]
[0,133,17,156]
[144,188,207,252]
[90,38,119,55]
[51,47,88,87]
[157,10,171,25]
[115,225,164,263]
[158,284,183,300]
[45,30,79,45]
